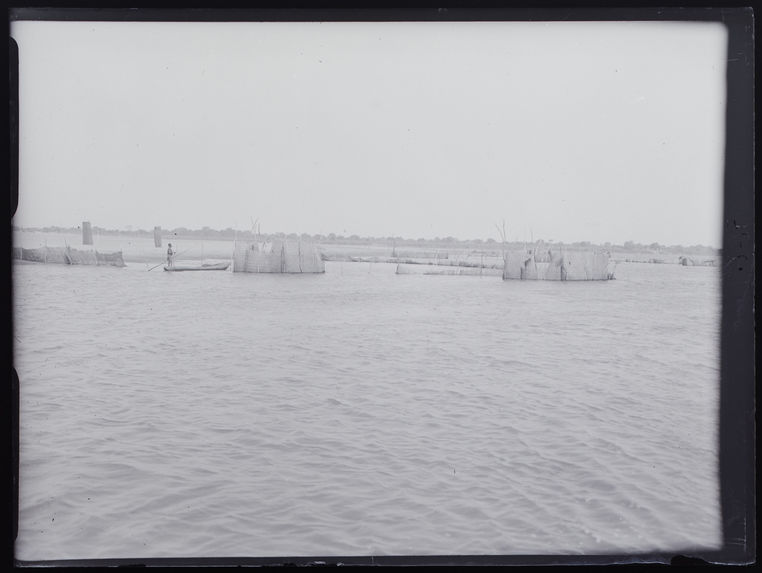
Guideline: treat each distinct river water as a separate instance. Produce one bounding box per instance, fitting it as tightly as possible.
[12,258,721,560]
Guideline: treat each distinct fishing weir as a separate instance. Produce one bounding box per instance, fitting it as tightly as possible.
[232,239,325,273]
[13,246,126,267]
[325,244,616,281]
[12,221,126,267]
[503,246,615,281]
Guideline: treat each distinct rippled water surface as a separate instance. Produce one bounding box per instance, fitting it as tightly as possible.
[13,260,721,560]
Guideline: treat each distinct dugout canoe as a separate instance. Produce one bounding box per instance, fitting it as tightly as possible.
[163,262,230,272]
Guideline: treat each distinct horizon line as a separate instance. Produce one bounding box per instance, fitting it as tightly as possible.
[12,225,721,251]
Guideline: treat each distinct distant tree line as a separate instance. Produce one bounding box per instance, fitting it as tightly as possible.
[12,225,720,255]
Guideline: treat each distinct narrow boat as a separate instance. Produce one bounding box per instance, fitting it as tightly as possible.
[163,262,230,272]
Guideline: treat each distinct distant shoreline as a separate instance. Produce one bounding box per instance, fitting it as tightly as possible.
[11,226,720,256]
[12,228,719,267]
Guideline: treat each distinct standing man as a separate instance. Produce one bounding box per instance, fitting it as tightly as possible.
[166,242,175,268]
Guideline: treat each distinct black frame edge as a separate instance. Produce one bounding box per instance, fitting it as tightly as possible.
[719,4,756,567]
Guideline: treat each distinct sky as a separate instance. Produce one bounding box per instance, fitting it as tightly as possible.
[11,20,727,246]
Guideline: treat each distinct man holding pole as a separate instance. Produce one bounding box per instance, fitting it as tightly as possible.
[166,243,175,268]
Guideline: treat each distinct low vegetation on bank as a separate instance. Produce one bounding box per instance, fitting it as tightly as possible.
[13,225,720,257]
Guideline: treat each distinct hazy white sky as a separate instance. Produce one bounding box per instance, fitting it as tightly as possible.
[11,20,726,246]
